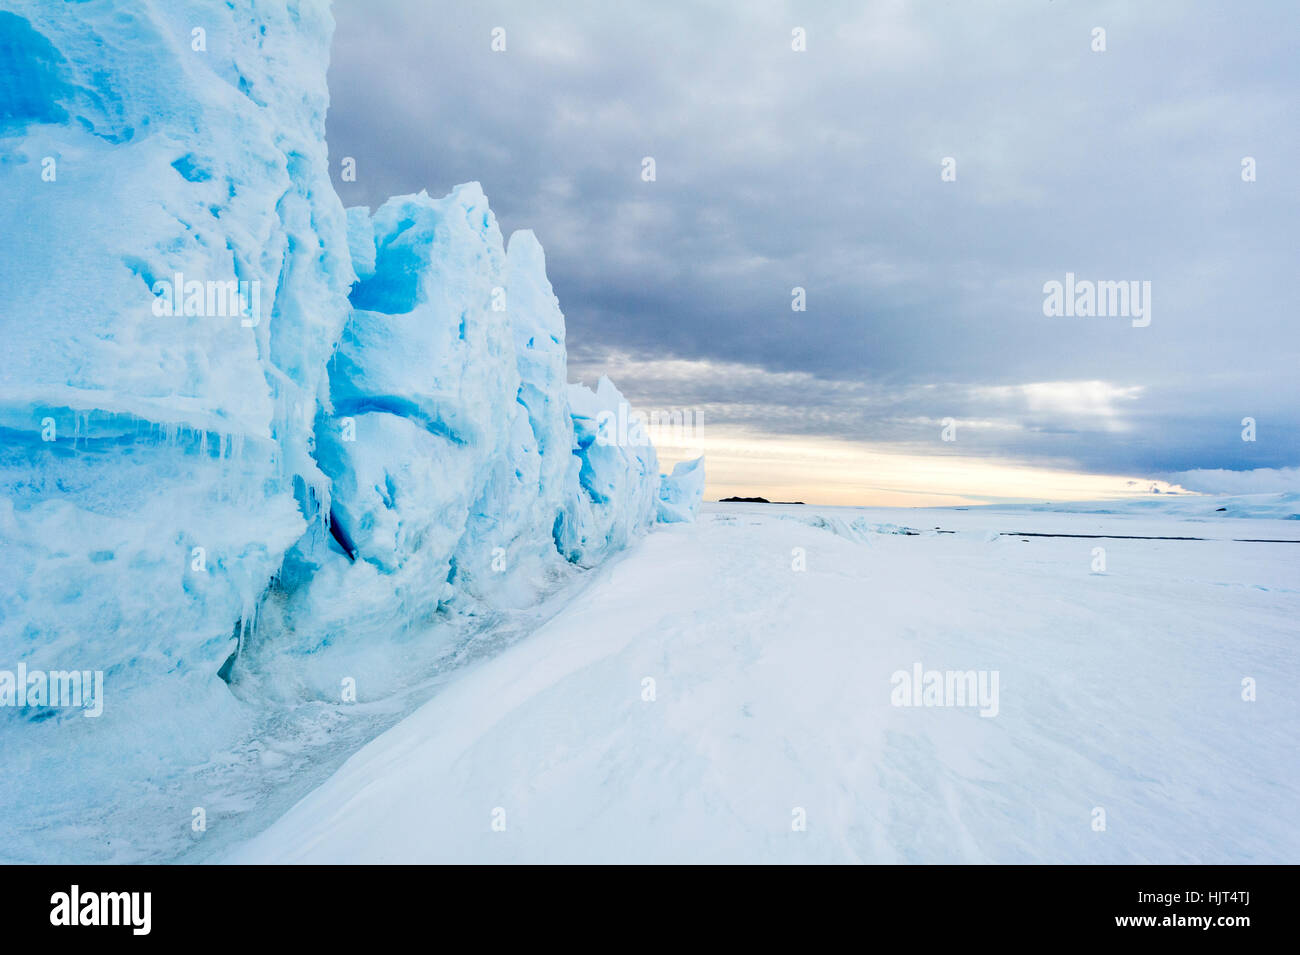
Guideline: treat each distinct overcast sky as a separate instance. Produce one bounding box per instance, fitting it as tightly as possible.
[325,0,1298,504]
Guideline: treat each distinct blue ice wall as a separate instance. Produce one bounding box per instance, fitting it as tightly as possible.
[0,0,698,861]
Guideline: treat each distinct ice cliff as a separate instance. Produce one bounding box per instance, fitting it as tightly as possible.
[657,457,707,524]
[0,0,701,860]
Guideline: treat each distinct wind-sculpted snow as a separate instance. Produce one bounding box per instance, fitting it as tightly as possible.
[227,502,1300,865]
[0,0,697,862]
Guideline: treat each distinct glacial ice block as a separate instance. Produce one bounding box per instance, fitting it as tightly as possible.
[0,0,700,863]
[657,456,706,523]
[556,376,662,565]
[0,0,351,767]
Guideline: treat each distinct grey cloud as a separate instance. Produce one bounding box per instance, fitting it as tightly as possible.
[325,0,1300,477]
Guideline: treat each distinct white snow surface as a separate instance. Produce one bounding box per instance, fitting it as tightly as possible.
[226,498,1300,864]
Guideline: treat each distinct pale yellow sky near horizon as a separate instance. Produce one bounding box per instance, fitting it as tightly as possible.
[570,357,1195,508]
[653,430,1188,508]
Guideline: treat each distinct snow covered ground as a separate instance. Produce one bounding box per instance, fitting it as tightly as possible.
[224,497,1300,864]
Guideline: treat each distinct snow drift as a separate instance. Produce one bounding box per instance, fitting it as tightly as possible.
[0,0,700,860]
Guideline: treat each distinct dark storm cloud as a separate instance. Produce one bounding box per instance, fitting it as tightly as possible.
[325,0,1300,477]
